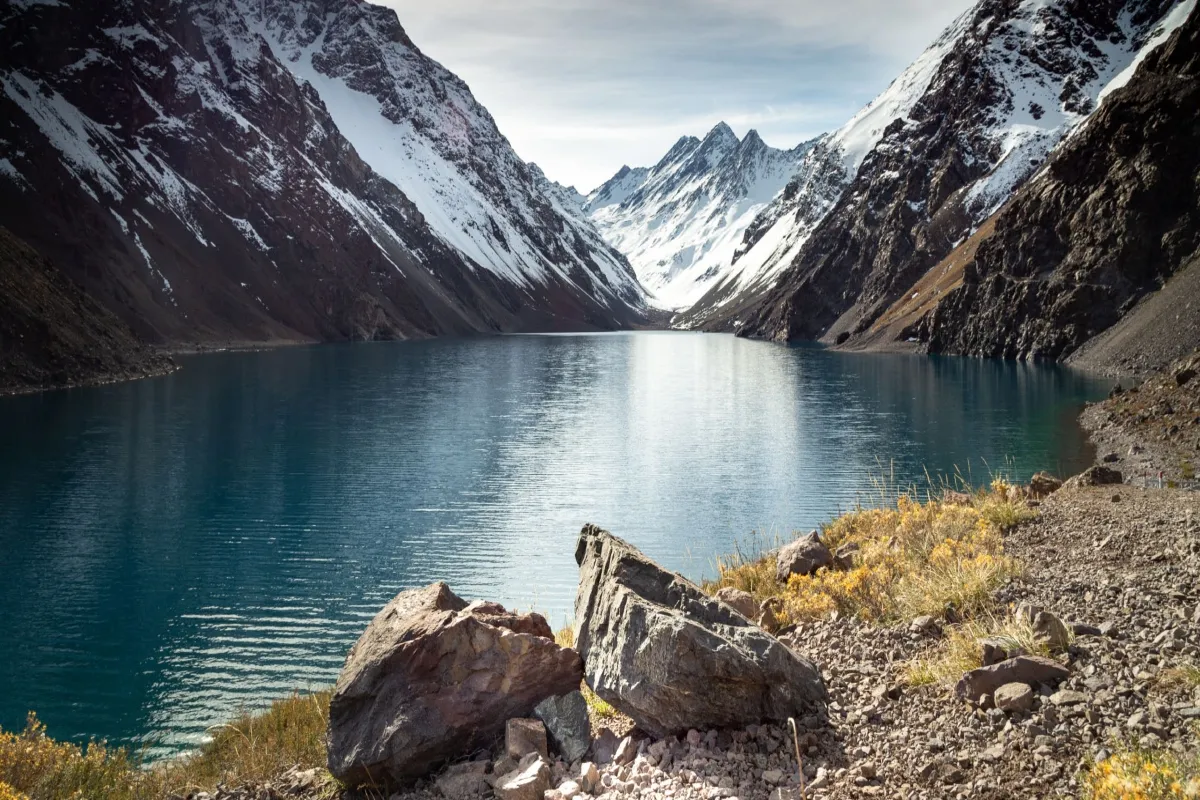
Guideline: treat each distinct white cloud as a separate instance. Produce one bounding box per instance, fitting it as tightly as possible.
[383,0,974,191]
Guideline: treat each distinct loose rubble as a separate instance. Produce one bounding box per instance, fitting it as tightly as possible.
[216,440,1200,800]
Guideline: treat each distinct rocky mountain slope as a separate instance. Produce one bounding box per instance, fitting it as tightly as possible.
[681,0,1193,340]
[0,0,648,355]
[912,4,1200,363]
[0,227,176,394]
[584,124,817,310]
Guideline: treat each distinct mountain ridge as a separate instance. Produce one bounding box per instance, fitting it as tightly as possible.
[677,0,1191,340]
[0,0,649,386]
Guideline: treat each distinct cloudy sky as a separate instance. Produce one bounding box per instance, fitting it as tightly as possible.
[387,0,974,192]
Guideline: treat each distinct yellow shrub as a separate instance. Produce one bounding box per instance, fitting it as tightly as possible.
[1083,747,1200,799]
[0,714,145,800]
[708,485,1027,626]
[0,782,28,800]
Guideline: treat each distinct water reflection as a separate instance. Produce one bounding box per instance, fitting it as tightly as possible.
[0,333,1109,754]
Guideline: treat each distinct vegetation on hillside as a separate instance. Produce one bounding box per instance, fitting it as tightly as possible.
[705,479,1032,626]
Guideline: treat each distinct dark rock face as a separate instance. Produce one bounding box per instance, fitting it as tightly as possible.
[573,524,826,737]
[327,583,583,788]
[919,7,1200,360]
[691,0,1183,343]
[534,691,591,763]
[0,0,646,355]
[0,226,175,393]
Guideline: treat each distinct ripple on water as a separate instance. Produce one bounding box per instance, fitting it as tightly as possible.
[0,334,1110,754]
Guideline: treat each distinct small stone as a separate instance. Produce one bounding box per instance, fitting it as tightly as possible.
[1071,623,1102,637]
[590,728,620,765]
[994,682,1034,713]
[507,718,549,761]
[1028,472,1063,498]
[716,587,759,619]
[494,754,551,800]
[613,736,635,766]
[555,779,581,800]
[776,530,833,582]
[579,762,600,794]
[535,692,591,763]
[762,768,785,784]
[1050,690,1088,706]
[910,615,940,635]
[1032,611,1071,653]
[956,656,1070,702]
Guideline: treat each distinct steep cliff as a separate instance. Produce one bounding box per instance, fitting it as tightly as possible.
[0,0,648,355]
[916,5,1200,362]
[686,0,1191,340]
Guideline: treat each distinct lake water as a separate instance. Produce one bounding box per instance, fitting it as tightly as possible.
[0,332,1110,756]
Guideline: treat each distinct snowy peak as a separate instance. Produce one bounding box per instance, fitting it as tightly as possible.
[687,0,1195,339]
[583,125,820,310]
[0,0,648,347]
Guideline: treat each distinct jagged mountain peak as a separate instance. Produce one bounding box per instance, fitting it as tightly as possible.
[584,123,822,310]
[702,121,738,145]
[681,0,1194,340]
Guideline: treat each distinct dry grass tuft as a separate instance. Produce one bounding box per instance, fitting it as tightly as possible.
[1155,663,1200,694]
[1,692,335,800]
[155,691,334,796]
[1081,741,1200,799]
[904,611,1056,687]
[706,482,1029,627]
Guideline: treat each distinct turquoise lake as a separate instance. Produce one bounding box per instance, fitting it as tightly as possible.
[0,332,1111,756]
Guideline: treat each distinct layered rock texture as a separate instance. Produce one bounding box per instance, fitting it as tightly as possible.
[680,0,1194,351]
[0,226,175,393]
[326,583,582,787]
[573,524,826,737]
[0,0,647,365]
[916,4,1200,361]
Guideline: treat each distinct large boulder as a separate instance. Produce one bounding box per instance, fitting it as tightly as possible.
[775,530,833,583]
[327,582,584,787]
[574,524,826,736]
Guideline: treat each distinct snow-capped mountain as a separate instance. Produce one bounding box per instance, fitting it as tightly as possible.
[684,0,1193,338]
[583,123,818,310]
[0,0,647,347]
[917,3,1200,362]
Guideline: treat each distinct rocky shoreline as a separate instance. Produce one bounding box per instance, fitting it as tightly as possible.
[138,356,1200,800]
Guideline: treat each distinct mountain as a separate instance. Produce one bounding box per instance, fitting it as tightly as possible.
[0,0,648,360]
[681,0,1192,338]
[911,4,1200,364]
[0,226,176,394]
[584,123,818,310]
